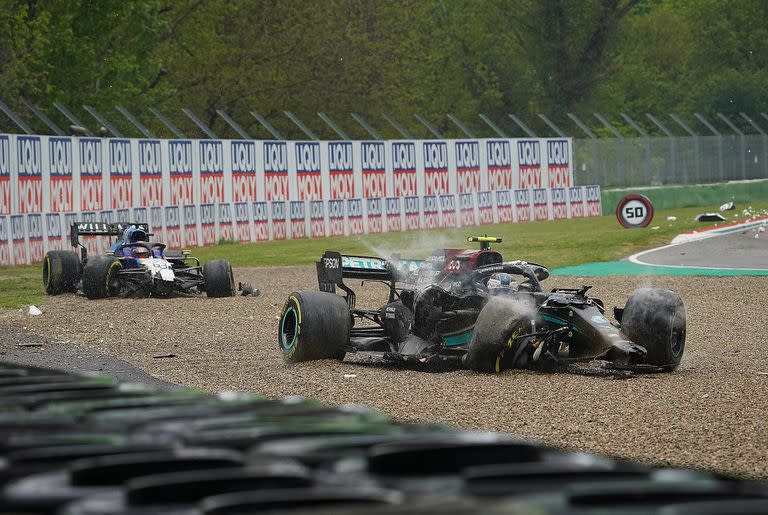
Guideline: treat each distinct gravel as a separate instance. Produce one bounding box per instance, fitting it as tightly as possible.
[2,267,767,479]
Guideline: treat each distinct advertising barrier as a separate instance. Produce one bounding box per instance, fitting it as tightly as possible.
[0,133,602,266]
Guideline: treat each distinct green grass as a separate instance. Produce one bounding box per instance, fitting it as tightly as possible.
[1,202,764,310]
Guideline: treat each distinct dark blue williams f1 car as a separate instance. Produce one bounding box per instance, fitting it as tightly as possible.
[42,221,235,299]
[279,237,686,375]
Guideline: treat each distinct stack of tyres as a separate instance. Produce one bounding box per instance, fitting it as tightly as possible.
[0,362,765,514]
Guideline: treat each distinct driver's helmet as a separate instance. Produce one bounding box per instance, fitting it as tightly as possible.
[132,246,151,259]
[122,225,148,243]
[487,272,518,295]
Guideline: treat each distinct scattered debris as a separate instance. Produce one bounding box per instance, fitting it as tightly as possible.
[343,373,357,379]
[666,216,677,222]
[17,342,43,348]
[755,233,760,240]
[28,305,42,316]
[152,353,177,359]
[651,226,660,230]
[239,282,261,297]
[719,201,735,211]
[695,213,727,222]
[759,226,766,233]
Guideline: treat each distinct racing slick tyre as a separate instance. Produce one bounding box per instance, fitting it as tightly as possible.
[82,256,123,300]
[620,288,686,372]
[464,297,531,373]
[203,260,235,297]
[279,290,350,363]
[42,250,81,295]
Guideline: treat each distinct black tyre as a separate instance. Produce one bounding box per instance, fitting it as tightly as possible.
[82,257,123,300]
[620,288,686,371]
[42,251,81,295]
[278,290,350,363]
[464,297,532,372]
[203,260,235,297]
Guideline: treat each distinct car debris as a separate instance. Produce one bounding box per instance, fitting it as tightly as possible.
[720,201,735,211]
[278,236,686,375]
[28,305,42,316]
[239,282,261,297]
[695,213,727,222]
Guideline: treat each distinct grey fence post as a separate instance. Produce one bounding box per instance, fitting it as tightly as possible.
[717,113,746,179]
[447,114,476,138]
[646,113,678,183]
[54,103,93,136]
[478,114,508,138]
[594,113,624,186]
[216,110,251,140]
[284,111,317,141]
[741,113,767,179]
[508,114,537,137]
[149,107,186,138]
[250,111,283,140]
[116,105,155,138]
[83,105,123,137]
[22,99,64,136]
[620,113,651,184]
[0,100,33,134]
[538,114,567,138]
[317,112,349,140]
[694,113,723,180]
[182,108,217,139]
[567,113,601,185]
[414,114,443,139]
[350,113,381,140]
[382,113,412,139]
[669,114,699,182]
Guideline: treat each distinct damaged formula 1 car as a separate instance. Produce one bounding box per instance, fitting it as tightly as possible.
[42,222,235,299]
[278,237,686,374]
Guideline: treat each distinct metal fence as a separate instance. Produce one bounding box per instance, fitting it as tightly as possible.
[573,134,768,188]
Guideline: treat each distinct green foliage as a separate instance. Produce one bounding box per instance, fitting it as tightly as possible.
[0,0,766,136]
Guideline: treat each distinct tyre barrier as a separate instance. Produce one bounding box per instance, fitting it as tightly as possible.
[0,363,766,514]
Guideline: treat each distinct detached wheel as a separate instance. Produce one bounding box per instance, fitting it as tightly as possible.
[620,288,686,371]
[465,297,531,373]
[42,251,81,295]
[203,260,235,297]
[82,257,122,300]
[279,290,350,363]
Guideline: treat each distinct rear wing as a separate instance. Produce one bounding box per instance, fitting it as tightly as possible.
[316,251,423,300]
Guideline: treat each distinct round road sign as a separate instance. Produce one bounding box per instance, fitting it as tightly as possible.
[616,194,654,228]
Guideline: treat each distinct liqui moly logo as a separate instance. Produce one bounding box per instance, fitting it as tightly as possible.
[149,206,162,226]
[165,206,180,248]
[517,140,542,189]
[109,140,133,209]
[264,141,288,201]
[0,216,8,266]
[477,191,494,225]
[513,188,530,222]
[251,202,267,223]
[27,213,43,261]
[48,137,73,213]
[362,142,385,198]
[183,204,198,247]
[456,141,480,193]
[547,139,571,188]
[386,197,401,216]
[348,199,363,235]
[11,215,26,264]
[439,194,457,228]
[139,140,162,207]
[327,199,344,237]
[487,140,512,190]
[200,204,215,245]
[423,141,448,195]
[290,200,307,239]
[271,201,286,240]
[290,200,306,221]
[392,142,416,196]
[585,185,601,217]
[296,142,322,200]
[169,141,193,205]
[404,196,420,230]
[533,188,549,221]
[116,208,129,220]
[458,192,475,227]
[250,201,268,242]
[366,197,383,233]
[232,141,256,202]
[79,138,103,211]
[552,187,568,220]
[17,136,43,213]
[422,195,438,230]
[237,202,253,242]
[0,136,9,215]
[219,203,233,242]
[200,141,224,203]
[568,187,584,218]
[309,200,326,238]
[329,142,354,199]
[46,213,62,242]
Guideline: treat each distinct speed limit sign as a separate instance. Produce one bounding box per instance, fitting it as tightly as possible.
[616,194,654,228]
